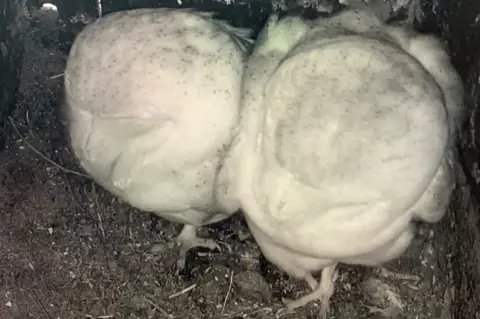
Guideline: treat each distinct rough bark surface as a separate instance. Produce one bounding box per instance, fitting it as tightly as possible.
[422,0,480,318]
[0,0,24,149]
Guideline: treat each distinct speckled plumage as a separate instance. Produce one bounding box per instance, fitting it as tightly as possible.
[64,8,252,269]
[224,8,464,317]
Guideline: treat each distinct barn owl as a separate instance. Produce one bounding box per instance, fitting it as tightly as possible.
[64,8,252,270]
[225,8,463,317]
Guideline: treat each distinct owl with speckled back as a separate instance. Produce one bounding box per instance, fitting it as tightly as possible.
[225,7,463,317]
[64,8,252,270]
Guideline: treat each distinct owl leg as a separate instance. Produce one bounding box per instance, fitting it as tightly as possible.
[149,224,221,271]
[284,264,339,318]
[175,224,221,270]
[305,273,319,290]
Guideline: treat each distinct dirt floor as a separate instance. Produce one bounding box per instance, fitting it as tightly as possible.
[0,6,454,319]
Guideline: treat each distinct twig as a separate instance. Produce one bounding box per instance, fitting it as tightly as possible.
[224,307,274,318]
[92,183,106,239]
[96,208,106,238]
[128,209,133,240]
[378,267,420,282]
[29,289,52,319]
[47,73,64,79]
[8,116,90,179]
[144,296,172,318]
[64,174,82,209]
[168,283,196,299]
[96,0,103,17]
[221,270,234,315]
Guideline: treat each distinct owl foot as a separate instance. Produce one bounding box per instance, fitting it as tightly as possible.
[282,265,339,318]
[149,224,221,271]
